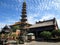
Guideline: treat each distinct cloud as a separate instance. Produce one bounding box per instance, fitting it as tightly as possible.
[26,0,60,28]
[0,23,5,28]
[15,0,23,3]
[57,19,60,28]
[51,0,60,10]
[0,17,19,30]
[27,13,40,24]
[27,12,60,28]
[40,14,55,21]
[0,1,18,11]
[0,23,7,31]
[0,0,60,29]
[39,13,60,28]
[15,7,19,11]
[6,19,19,24]
[0,19,19,31]
[17,0,22,3]
[34,0,60,10]
[27,13,60,28]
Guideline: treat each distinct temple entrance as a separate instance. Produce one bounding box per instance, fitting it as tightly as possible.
[30,31,41,40]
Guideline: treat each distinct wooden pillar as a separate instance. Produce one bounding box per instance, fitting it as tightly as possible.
[36,31,38,39]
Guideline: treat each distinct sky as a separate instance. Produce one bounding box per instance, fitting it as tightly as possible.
[0,0,60,30]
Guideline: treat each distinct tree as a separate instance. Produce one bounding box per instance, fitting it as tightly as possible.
[52,30,57,37]
[40,31,52,39]
[11,33,16,39]
[12,25,20,32]
[52,30,60,38]
[56,30,60,38]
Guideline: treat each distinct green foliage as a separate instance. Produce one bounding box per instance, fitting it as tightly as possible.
[40,31,52,39]
[57,30,60,37]
[11,34,16,37]
[52,30,57,36]
[52,30,60,38]
[12,25,20,32]
[4,33,8,38]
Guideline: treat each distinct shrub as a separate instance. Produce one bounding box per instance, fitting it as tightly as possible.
[40,31,52,39]
[52,30,60,38]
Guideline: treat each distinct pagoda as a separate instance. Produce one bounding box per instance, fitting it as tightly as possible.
[19,0,27,43]
[20,1,27,29]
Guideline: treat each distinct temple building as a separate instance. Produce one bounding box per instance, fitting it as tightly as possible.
[0,0,59,41]
[0,25,11,34]
[28,18,59,38]
[10,22,32,32]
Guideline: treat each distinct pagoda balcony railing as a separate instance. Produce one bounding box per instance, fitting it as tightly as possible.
[21,15,27,17]
[21,19,27,22]
[22,12,26,14]
[23,4,26,6]
[22,9,26,11]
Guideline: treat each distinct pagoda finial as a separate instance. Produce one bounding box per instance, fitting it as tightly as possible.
[24,0,26,2]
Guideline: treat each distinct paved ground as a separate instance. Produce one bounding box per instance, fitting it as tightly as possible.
[18,41,60,45]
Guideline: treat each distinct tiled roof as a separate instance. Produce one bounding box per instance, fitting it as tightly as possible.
[3,25,11,29]
[12,22,21,26]
[29,18,55,28]
[10,22,32,26]
[1,25,11,33]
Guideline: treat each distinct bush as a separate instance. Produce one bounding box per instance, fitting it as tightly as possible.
[40,31,52,39]
[52,30,60,38]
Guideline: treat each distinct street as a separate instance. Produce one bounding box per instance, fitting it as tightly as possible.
[18,41,60,45]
